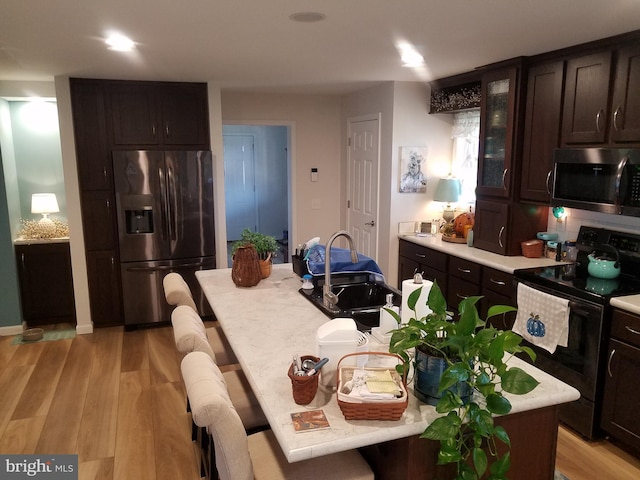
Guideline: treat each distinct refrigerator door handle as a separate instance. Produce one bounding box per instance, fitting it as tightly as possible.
[125,261,205,272]
[167,164,177,242]
[158,165,169,242]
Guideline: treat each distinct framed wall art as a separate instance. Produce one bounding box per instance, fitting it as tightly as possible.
[399,146,427,193]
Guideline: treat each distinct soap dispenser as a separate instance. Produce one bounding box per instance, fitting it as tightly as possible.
[382,294,399,328]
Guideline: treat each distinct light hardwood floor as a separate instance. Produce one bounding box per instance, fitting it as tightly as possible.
[1,323,639,480]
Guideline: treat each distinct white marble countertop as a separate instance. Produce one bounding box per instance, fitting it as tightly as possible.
[611,295,640,315]
[400,233,565,273]
[196,264,579,463]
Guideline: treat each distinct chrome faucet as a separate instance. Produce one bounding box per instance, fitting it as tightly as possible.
[323,230,359,310]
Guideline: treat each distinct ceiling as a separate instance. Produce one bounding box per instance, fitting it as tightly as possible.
[2,1,640,95]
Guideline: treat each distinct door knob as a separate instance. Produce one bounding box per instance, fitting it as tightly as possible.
[365,220,376,227]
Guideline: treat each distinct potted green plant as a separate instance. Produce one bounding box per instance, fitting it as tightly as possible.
[387,280,540,480]
[231,228,279,278]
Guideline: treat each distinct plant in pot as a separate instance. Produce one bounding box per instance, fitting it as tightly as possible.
[231,228,279,278]
[387,280,539,480]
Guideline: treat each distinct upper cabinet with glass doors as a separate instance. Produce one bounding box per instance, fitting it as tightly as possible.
[476,67,520,198]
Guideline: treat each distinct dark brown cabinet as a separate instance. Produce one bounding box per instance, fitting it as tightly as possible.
[561,51,613,145]
[70,81,111,191]
[447,256,482,313]
[476,67,520,199]
[397,239,516,325]
[610,45,640,143]
[109,82,209,148]
[473,62,548,256]
[398,239,448,292]
[561,46,640,146]
[15,242,76,326]
[70,78,210,327]
[601,308,640,453]
[519,61,565,203]
[481,267,516,330]
[85,250,122,327]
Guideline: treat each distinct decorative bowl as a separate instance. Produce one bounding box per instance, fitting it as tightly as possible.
[22,328,44,342]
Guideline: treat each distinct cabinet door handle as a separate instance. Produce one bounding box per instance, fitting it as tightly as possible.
[103,167,108,179]
[457,267,471,274]
[613,105,623,131]
[152,124,156,136]
[21,252,25,270]
[165,123,170,137]
[415,253,426,259]
[490,278,506,286]
[502,168,508,191]
[545,170,552,194]
[607,348,616,378]
[625,325,640,336]
[596,109,604,133]
[456,293,468,300]
[498,226,505,248]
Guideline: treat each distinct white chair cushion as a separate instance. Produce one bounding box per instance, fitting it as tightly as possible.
[171,305,216,361]
[181,351,254,480]
[163,272,198,311]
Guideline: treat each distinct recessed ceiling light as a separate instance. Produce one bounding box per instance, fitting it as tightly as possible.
[396,43,424,67]
[289,12,326,23]
[105,33,136,52]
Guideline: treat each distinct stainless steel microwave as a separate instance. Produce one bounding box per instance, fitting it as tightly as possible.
[551,148,640,216]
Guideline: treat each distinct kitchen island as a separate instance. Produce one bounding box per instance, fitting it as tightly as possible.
[196,264,580,479]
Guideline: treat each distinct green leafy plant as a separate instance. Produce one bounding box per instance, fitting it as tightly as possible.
[387,281,539,480]
[231,228,278,261]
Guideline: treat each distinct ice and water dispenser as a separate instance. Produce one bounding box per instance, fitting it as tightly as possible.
[121,194,154,234]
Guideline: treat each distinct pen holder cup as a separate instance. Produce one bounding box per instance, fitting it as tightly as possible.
[288,355,320,405]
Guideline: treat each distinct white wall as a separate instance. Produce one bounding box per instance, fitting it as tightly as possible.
[221,92,342,254]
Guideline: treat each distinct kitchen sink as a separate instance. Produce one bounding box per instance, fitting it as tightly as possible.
[299,273,401,331]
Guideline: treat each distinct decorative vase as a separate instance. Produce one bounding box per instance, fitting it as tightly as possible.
[231,245,262,287]
[259,252,273,279]
[414,347,471,406]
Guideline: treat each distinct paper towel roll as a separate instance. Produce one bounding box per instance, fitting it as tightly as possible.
[401,278,433,323]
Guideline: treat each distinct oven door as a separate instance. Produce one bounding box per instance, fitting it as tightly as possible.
[516,281,606,400]
[515,280,607,438]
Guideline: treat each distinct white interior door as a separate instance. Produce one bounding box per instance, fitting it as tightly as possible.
[224,134,257,240]
[347,117,379,259]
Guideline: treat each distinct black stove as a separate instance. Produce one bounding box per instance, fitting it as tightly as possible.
[513,225,640,439]
[515,226,640,304]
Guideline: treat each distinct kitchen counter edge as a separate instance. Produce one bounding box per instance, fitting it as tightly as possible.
[399,234,563,274]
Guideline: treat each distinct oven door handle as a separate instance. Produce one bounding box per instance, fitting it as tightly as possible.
[568,301,592,317]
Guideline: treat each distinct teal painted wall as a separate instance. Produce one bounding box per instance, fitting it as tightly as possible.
[0,99,66,328]
[10,101,66,222]
[0,100,23,327]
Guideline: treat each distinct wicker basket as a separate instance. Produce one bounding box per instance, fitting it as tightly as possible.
[336,352,408,421]
[288,355,320,405]
[521,239,543,258]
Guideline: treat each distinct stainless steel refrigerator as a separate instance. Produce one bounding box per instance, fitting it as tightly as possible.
[112,150,215,326]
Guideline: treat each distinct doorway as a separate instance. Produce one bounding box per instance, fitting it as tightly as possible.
[223,124,290,264]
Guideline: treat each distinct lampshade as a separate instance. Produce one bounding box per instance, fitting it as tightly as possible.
[31,193,59,215]
[434,178,461,203]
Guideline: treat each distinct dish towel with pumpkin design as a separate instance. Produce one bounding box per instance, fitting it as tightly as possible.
[512,283,569,354]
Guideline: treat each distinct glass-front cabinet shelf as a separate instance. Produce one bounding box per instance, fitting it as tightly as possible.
[477,68,518,198]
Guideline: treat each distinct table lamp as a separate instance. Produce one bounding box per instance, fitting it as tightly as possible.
[31,193,59,230]
[434,177,461,222]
